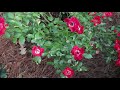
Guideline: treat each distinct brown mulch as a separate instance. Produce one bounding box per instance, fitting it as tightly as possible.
[0,36,59,78]
[74,54,120,78]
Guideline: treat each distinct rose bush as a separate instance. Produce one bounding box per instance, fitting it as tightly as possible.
[2,12,119,78]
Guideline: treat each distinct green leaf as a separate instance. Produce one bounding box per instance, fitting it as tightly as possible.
[44,41,52,47]
[67,60,72,63]
[19,36,25,45]
[12,37,17,44]
[14,28,22,33]
[35,32,40,39]
[60,74,66,78]
[48,16,54,21]
[33,57,42,64]
[81,66,88,71]
[31,39,36,43]
[59,60,64,65]
[4,32,11,38]
[27,34,34,39]
[56,70,61,74]
[108,17,113,21]
[42,52,48,57]
[83,53,93,59]
[111,26,115,30]
[37,39,45,46]
[0,69,7,78]
[77,62,83,71]
[15,16,22,21]
[14,33,22,38]
[7,12,14,19]
[44,28,49,34]
[54,59,59,65]
[40,23,45,28]
[15,22,23,27]
[53,18,59,24]
[47,62,54,65]
[106,57,112,63]
[66,55,72,59]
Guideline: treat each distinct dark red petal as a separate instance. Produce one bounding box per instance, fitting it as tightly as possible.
[64,18,69,23]
[71,45,79,55]
[74,54,83,61]
[116,59,120,66]
[117,32,120,37]
[62,67,74,78]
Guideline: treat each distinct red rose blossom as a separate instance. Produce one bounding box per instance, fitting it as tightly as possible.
[118,52,120,59]
[71,45,84,61]
[88,12,96,16]
[62,67,74,78]
[77,25,84,34]
[115,39,120,44]
[117,32,120,37]
[64,17,84,34]
[102,12,113,18]
[114,30,118,33]
[114,39,120,51]
[32,46,44,57]
[0,17,8,35]
[114,43,120,51]
[91,16,101,26]
[115,59,120,66]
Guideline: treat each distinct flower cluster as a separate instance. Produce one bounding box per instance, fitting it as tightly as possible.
[114,39,120,66]
[90,12,113,26]
[113,29,120,37]
[64,17,84,34]
[102,12,113,18]
[3,12,116,78]
[91,16,101,26]
[0,17,8,35]
[61,12,113,78]
[63,17,86,78]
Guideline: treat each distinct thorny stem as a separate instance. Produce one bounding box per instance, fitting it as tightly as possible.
[40,13,50,23]
[48,12,53,18]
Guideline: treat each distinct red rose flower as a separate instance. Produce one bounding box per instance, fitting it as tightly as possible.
[115,59,120,66]
[117,32,120,37]
[102,12,113,18]
[114,39,120,51]
[32,46,44,57]
[0,17,8,35]
[71,45,84,61]
[77,25,84,34]
[118,52,120,59]
[91,16,101,26]
[88,12,96,16]
[62,67,74,78]
[114,43,120,51]
[115,39,120,44]
[64,17,84,34]
[114,30,118,33]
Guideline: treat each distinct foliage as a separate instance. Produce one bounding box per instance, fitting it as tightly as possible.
[3,12,118,78]
[0,64,7,78]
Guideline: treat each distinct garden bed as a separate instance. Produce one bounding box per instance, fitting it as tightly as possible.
[0,36,120,78]
[0,12,120,78]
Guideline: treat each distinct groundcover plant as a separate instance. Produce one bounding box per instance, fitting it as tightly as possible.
[1,12,120,78]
